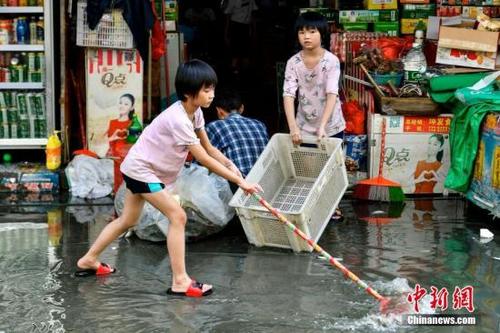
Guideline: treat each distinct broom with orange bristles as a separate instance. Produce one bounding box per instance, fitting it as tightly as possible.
[353,118,405,202]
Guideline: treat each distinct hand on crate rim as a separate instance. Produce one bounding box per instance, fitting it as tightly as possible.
[238,179,263,195]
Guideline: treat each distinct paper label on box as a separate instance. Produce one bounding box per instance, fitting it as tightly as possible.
[403,116,452,133]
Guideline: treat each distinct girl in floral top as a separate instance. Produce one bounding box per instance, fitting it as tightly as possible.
[283,11,345,145]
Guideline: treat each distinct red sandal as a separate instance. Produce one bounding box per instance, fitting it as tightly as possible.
[75,262,116,277]
[167,280,213,297]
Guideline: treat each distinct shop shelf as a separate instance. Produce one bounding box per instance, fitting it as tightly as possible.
[0,45,44,51]
[0,82,43,89]
[0,7,44,14]
[0,138,47,148]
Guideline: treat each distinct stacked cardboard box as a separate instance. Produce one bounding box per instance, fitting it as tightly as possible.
[400,4,436,33]
[337,9,400,35]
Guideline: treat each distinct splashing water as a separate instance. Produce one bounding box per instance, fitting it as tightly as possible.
[329,278,437,332]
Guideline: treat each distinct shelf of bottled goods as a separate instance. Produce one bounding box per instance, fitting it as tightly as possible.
[0,1,53,149]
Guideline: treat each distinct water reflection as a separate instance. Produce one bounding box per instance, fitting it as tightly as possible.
[0,198,498,332]
[0,208,66,333]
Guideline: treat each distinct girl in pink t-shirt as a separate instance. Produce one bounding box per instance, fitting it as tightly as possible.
[76,60,262,297]
[283,11,345,145]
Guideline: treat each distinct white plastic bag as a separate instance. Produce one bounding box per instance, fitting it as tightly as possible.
[65,155,114,199]
[114,164,235,242]
[175,164,235,226]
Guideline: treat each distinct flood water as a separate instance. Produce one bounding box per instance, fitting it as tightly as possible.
[0,197,499,332]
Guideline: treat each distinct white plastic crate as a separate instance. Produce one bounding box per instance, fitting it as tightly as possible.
[229,134,348,252]
[76,1,134,49]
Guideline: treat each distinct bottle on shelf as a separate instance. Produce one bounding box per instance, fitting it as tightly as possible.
[9,54,19,82]
[29,18,36,44]
[19,0,27,6]
[16,17,28,44]
[36,16,43,44]
[0,19,11,45]
[12,18,17,43]
[7,0,18,6]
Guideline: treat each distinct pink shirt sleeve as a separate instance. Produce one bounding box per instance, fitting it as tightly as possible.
[283,58,298,98]
[172,119,200,146]
[325,55,340,95]
[194,108,205,131]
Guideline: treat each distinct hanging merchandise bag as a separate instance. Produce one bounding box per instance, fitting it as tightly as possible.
[445,71,500,192]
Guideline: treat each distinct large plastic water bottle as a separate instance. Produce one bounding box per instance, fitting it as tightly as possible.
[403,30,427,83]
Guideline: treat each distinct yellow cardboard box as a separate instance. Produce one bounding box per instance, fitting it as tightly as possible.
[400,18,428,34]
[364,0,397,10]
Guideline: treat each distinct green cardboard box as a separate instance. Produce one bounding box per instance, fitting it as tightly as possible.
[374,21,399,36]
[338,10,398,23]
[341,22,369,31]
[401,4,436,19]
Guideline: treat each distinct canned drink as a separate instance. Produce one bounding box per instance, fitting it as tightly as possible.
[28,52,35,71]
[0,123,6,139]
[34,116,45,137]
[9,123,17,138]
[18,116,30,138]
[16,93,28,117]
[35,93,45,116]
[3,91,11,107]
[0,107,6,122]
[3,68,9,82]
[37,52,44,71]
[10,92,17,107]
[7,107,16,123]
[27,93,35,117]
[32,93,40,116]
[9,64,18,82]
[29,70,40,82]
[19,64,27,82]
[0,92,6,108]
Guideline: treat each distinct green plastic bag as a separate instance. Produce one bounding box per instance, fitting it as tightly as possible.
[445,71,500,192]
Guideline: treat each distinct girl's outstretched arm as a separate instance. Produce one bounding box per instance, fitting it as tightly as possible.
[189,144,261,194]
[197,128,242,178]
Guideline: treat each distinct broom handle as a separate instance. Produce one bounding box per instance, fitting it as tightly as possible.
[252,192,386,302]
[378,118,387,177]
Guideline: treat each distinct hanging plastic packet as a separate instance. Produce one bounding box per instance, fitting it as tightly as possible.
[454,71,500,105]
